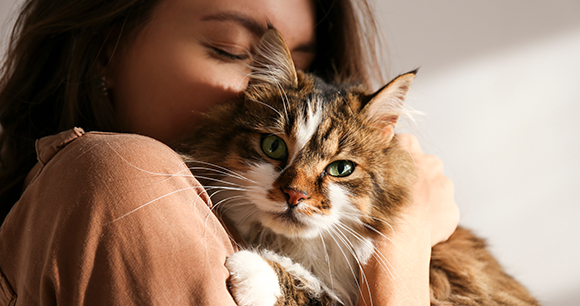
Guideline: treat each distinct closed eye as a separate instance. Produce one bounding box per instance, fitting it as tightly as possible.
[212,47,249,61]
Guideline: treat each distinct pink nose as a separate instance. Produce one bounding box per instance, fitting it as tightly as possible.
[282,188,309,206]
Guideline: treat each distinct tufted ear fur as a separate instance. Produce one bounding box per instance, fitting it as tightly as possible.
[249,28,298,88]
[361,71,417,142]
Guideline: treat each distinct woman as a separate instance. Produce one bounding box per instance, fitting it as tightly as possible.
[0,0,459,304]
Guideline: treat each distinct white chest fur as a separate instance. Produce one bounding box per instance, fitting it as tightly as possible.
[239,220,376,306]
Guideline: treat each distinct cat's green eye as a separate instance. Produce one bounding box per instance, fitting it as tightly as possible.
[327,160,355,177]
[261,135,288,160]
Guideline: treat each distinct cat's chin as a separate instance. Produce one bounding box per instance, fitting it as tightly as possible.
[261,213,322,239]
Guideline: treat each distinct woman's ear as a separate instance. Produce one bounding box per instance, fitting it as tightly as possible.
[249,28,298,88]
[361,70,417,141]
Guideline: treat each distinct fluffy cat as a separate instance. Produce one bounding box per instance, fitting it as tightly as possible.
[175,29,539,306]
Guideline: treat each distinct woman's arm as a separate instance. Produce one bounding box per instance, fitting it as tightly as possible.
[0,131,239,305]
[358,134,460,305]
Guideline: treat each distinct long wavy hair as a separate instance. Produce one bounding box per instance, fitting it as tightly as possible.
[0,0,386,223]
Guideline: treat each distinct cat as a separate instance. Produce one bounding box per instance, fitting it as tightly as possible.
[175,29,540,306]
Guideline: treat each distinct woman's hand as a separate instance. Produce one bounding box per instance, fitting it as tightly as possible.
[397,133,460,246]
[358,134,459,306]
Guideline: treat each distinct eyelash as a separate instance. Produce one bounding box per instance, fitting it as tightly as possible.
[212,47,249,61]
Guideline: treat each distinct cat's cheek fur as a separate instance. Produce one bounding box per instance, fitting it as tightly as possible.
[225,250,283,306]
[244,163,286,213]
[326,183,355,218]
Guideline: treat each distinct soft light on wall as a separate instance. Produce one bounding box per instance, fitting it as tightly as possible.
[378,1,580,305]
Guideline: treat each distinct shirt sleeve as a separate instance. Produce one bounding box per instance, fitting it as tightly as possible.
[0,131,238,306]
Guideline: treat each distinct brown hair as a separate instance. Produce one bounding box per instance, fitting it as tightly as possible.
[0,0,386,222]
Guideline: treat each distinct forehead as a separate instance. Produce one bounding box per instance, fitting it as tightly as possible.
[157,0,315,48]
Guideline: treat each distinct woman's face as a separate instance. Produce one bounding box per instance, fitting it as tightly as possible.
[108,0,316,144]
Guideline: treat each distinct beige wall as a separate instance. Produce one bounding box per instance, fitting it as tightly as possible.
[0,0,19,57]
[377,1,580,305]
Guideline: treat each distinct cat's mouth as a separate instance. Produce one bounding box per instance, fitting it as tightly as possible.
[259,209,314,238]
[258,203,333,239]
[245,187,329,238]
[274,210,302,225]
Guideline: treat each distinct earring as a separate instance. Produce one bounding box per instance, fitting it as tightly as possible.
[100,76,109,97]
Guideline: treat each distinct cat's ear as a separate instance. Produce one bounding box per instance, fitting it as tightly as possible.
[362,70,417,141]
[250,28,298,87]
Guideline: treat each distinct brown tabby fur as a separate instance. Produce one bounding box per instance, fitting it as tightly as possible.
[176,29,539,305]
[431,228,539,305]
[269,259,333,306]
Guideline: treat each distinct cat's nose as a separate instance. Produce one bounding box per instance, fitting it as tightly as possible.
[282,188,309,207]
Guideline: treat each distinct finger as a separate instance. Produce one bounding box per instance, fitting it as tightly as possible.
[396,134,422,153]
[424,154,444,174]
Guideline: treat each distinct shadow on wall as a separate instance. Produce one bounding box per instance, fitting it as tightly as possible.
[376,0,580,75]
[544,289,580,306]
[0,0,20,59]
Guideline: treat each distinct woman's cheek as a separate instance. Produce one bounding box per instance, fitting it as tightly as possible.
[151,64,248,142]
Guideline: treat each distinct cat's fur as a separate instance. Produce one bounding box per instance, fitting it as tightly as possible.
[176,29,539,306]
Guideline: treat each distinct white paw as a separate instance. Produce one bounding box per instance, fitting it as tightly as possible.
[225,250,282,306]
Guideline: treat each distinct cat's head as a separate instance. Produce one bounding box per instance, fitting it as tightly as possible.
[182,29,416,240]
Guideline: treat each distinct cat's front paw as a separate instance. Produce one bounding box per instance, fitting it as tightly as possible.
[225,250,282,306]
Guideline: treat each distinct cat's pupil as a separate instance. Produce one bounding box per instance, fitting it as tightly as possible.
[270,140,279,152]
[337,162,345,174]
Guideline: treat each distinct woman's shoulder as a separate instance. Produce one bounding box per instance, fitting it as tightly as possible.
[58,128,181,162]
[26,128,195,201]
[37,128,186,176]
[21,128,208,223]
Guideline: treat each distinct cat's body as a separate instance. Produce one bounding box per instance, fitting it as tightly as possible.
[176,30,539,306]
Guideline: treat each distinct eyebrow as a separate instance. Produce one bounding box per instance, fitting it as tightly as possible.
[201,12,268,37]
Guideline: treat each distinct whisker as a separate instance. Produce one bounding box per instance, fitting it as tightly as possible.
[333,221,401,306]
[183,159,257,184]
[194,175,250,188]
[106,140,199,184]
[187,166,247,180]
[362,224,407,256]
[339,212,397,236]
[209,194,246,209]
[204,183,248,190]
[109,185,207,223]
[275,81,289,121]
[319,234,335,291]
[202,197,254,261]
[327,227,361,291]
[371,248,398,280]
[247,97,284,118]
[337,222,404,287]
[334,221,369,247]
[333,225,374,306]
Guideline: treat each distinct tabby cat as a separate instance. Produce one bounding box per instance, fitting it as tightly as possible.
[176,29,539,306]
